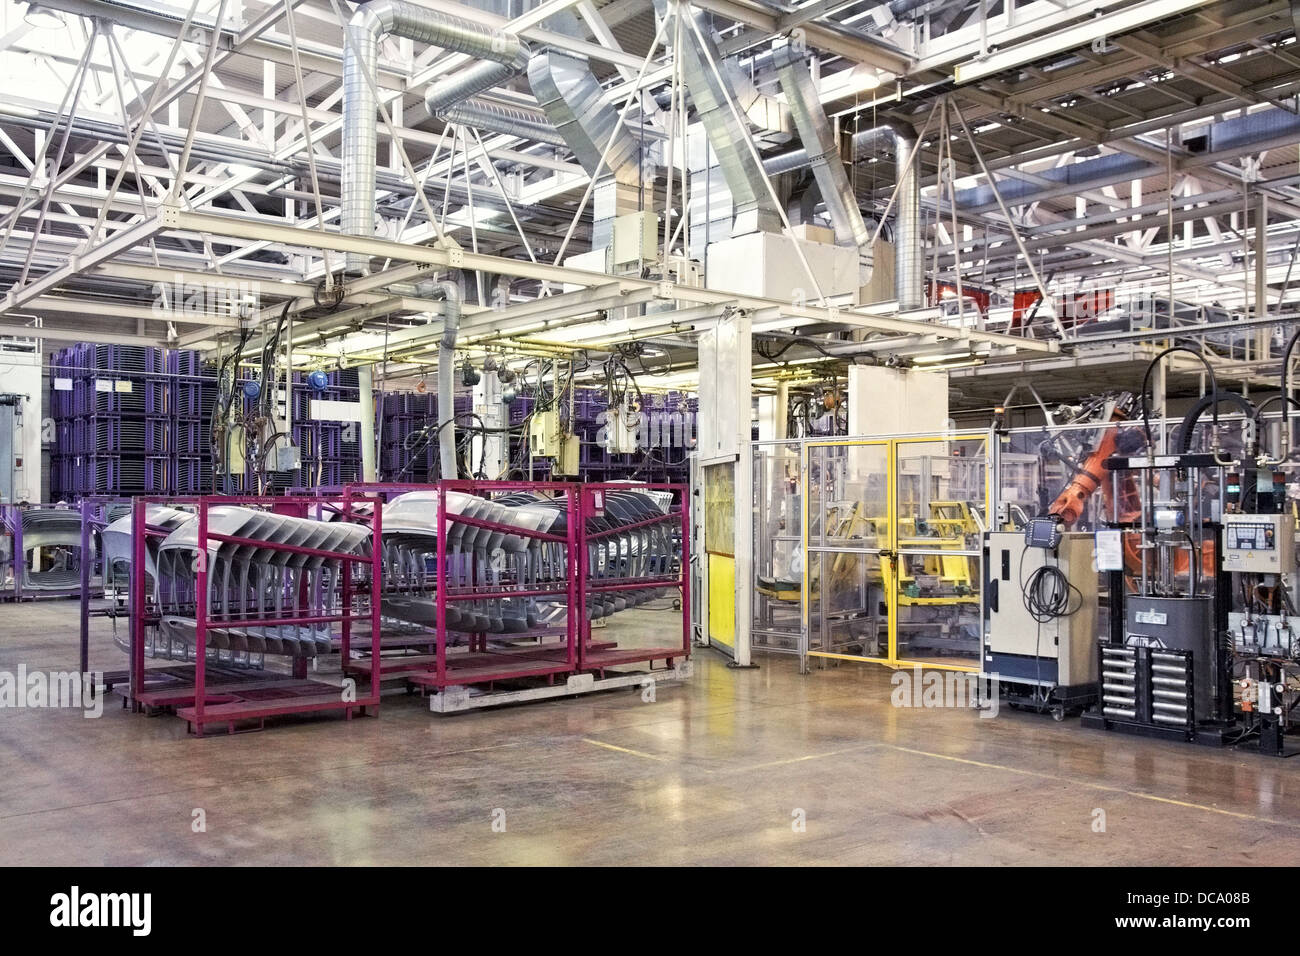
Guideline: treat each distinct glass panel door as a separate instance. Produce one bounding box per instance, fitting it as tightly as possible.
[892,434,988,670]
[805,440,891,664]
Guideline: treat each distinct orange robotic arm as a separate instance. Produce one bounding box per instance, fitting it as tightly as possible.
[1048,408,1132,526]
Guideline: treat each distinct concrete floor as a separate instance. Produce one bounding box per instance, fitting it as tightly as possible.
[2,599,1300,865]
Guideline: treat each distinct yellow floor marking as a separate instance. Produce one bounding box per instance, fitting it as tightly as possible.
[888,744,1300,829]
[740,746,879,771]
[582,738,670,762]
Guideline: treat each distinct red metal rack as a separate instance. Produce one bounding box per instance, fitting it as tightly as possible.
[127,493,383,735]
[577,481,691,673]
[340,479,689,702]
[341,481,580,693]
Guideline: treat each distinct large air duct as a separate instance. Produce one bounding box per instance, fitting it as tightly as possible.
[771,34,872,280]
[425,58,528,117]
[420,17,538,147]
[529,49,643,251]
[438,100,565,146]
[761,125,894,178]
[657,0,781,238]
[891,123,922,311]
[343,0,529,274]
[528,51,640,183]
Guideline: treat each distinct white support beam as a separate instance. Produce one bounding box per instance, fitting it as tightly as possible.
[1,207,170,313]
[166,208,1056,354]
[946,0,1222,82]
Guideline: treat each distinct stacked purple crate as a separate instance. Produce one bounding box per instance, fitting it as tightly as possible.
[48,347,74,497]
[287,372,316,487]
[143,359,170,493]
[172,351,214,493]
[378,391,443,481]
[49,344,153,495]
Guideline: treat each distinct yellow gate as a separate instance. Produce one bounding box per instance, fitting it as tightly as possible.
[802,432,988,673]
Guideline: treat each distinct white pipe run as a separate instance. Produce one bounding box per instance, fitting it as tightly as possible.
[432,280,462,479]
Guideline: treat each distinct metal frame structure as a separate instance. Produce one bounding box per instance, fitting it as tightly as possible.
[0,501,99,602]
[800,428,989,673]
[126,492,383,735]
[0,0,1291,412]
[339,478,689,704]
[77,495,130,674]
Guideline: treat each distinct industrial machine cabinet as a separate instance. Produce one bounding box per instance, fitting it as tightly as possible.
[983,531,1099,717]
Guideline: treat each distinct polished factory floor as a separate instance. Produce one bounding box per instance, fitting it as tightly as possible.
[2,600,1299,865]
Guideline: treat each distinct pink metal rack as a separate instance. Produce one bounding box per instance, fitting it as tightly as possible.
[341,479,689,697]
[127,493,383,735]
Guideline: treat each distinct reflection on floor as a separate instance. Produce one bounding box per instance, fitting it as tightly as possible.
[1,601,1298,865]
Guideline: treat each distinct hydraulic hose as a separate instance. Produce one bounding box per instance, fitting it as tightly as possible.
[1139,345,1221,456]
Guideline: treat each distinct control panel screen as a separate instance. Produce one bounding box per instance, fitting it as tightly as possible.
[1226,522,1276,551]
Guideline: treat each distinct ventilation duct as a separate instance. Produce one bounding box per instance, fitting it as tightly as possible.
[762,125,895,177]
[771,34,872,280]
[438,100,565,146]
[656,0,781,238]
[529,49,643,250]
[892,123,922,311]
[424,53,529,117]
[528,51,641,183]
[343,0,529,274]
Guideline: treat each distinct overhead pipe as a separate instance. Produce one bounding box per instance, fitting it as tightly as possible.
[424,58,529,118]
[891,121,923,311]
[438,100,565,146]
[528,49,644,250]
[528,50,642,183]
[432,280,462,480]
[343,0,531,274]
[761,124,895,177]
[771,33,872,280]
[422,32,540,142]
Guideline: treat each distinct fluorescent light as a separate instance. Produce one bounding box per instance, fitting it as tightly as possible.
[913,349,976,365]
[446,207,501,229]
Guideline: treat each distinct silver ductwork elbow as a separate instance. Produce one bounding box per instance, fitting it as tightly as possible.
[656,0,781,238]
[439,99,566,146]
[772,34,873,280]
[425,56,528,116]
[528,50,641,183]
[343,0,532,274]
[529,49,644,251]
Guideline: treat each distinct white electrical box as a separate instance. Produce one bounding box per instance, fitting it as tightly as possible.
[604,402,640,454]
[1222,513,1296,573]
[984,531,1098,689]
[530,410,560,458]
[611,211,658,266]
[705,231,860,302]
